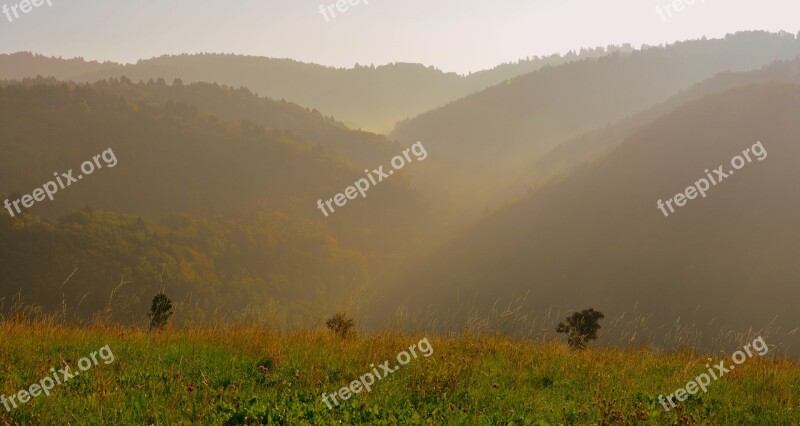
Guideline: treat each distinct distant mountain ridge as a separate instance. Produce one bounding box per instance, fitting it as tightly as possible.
[0,47,629,133]
[0,52,122,80]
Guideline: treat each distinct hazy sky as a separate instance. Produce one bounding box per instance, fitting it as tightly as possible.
[0,0,797,74]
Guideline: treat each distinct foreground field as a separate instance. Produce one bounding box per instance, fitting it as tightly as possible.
[0,323,797,425]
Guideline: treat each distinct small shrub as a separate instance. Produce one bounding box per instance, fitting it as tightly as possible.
[556,308,604,349]
[148,292,174,331]
[325,313,355,338]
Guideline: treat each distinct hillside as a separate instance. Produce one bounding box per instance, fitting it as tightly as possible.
[519,57,800,196]
[0,209,368,322]
[380,83,800,351]
[0,49,623,133]
[389,31,800,214]
[0,82,432,318]
[0,82,427,242]
[26,76,397,169]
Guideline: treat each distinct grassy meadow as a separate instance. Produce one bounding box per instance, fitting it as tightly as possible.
[0,321,798,425]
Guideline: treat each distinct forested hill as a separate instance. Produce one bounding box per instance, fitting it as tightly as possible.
[0,81,432,322]
[0,82,424,229]
[1,48,628,133]
[87,77,398,169]
[389,31,800,213]
[0,52,122,80]
[380,83,800,350]
[519,58,800,197]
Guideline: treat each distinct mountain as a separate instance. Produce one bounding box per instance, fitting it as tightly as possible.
[0,52,122,80]
[0,48,625,134]
[389,31,800,216]
[76,76,395,169]
[380,83,800,350]
[0,81,430,252]
[518,57,800,197]
[0,80,436,321]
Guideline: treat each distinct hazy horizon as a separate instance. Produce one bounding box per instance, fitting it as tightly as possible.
[0,0,798,74]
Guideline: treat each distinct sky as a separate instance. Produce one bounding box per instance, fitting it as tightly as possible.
[0,0,798,74]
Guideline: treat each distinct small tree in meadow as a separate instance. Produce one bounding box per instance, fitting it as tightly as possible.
[556,308,604,349]
[148,292,174,331]
[325,313,355,339]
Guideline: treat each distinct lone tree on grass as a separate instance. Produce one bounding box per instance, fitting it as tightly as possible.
[148,292,174,331]
[325,313,355,339]
[556,308,604,349]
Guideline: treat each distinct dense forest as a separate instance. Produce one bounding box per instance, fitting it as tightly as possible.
[379,83,800,351]
[0,209,366,324]
[0,81,431,322]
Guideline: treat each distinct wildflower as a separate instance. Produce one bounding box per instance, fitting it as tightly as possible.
[187,385,195,392]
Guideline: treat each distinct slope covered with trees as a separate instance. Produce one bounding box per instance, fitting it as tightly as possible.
[390,31,800,215]
[0,82,431,320]
[380,83,800,351]
[517,57,800,197]
[0,209,366,323]
[88,77,397,169]
[1,48,626,133]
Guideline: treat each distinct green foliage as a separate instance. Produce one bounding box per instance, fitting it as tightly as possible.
[0,326,797,424]
[148,292,174,331]
[325,313,355,339]
[556,308,604,350]
[0,209,368,323]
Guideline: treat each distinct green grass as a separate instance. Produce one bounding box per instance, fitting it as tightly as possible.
[0,323,798,425]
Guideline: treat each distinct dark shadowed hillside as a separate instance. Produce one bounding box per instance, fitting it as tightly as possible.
[0,85,416,226]
[0,82,430,253]
[30,76,397,169]
[0,81,437,321]
[381,83,800,351]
